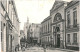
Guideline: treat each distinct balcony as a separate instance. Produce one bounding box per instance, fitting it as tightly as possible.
[66,24,79,33]
[67,24,79,28]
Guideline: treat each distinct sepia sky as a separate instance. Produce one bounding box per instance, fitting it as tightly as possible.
[14,0,71,30]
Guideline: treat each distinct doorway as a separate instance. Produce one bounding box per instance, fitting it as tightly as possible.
[33,40,37,45]
[57,34,60,48]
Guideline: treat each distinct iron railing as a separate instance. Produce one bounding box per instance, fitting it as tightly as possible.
[66,24,79,29]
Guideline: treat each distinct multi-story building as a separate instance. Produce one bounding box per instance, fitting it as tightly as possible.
[0,0,20,52]
[23,17,30,47]
[20,30,25,39]
[41,0,80,50]
[27,23,41,45]
[0,0,8,52]
[51,0,80,50]
[24,17,29,39]
[51,1,67,48]
[65,1,80,50]
[41,16,51,47]
[20,30,25,48]
[33,24,41,45]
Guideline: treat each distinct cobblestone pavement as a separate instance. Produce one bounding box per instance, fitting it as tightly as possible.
[19,47,79,52]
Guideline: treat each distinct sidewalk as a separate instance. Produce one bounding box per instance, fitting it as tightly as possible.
[17,50,22,52]
[47,47,79,52]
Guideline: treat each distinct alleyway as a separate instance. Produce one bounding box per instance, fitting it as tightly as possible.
[19,46,79,52]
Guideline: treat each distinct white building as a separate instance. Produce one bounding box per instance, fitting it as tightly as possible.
[20,30,25,39]
[24,17,29,39]
[0,0,20,52]
[51,0,80,50]
[41,0,80,50]
[27,23,41,45]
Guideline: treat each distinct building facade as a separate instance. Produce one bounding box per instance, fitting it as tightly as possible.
[65,1,80,50]
[51,1,67,48]
[41,16,51,47]
[0,0,7,52]
[24,17,29,39]
[41,0,80,50]
[27,23,41,45]
[20,30,25,39]
[0,0,20,52]
[20,30,25,48]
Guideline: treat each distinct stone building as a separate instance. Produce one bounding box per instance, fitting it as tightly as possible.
[23,17,30,47]
[0,0,20,52]
[20,30,25,48]
[51,1,67,48]
[51,0,80,50]
[24,17,29,39]
[20,30,25,39]
[41,0,80,50]
[27,23,41,45]
[0,0,8,52]
[65,1,80,50]
[41,16,52,47]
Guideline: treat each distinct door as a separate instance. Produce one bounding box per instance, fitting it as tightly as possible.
[57,34,60,48]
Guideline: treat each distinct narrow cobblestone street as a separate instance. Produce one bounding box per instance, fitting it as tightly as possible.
[18,46,79,52]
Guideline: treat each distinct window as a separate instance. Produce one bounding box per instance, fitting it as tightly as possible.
[1,32,2,42]
[67,11,70,28]
[44,25,45,33]
[73,8,77,27]
[56,27,60,32]
[54,13,62,22]
[73,33,77,43]
[67,34,70,43]
[48,22,49,33]
[48,37,49,42]
[1,21,2,31]
[1,21,2,42]
[42,26,43,33]
[53,26,55,32]
[57,17,61,21]
[46,24,47,32]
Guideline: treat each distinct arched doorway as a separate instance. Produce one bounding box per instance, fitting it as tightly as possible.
[56,27,60,48]
[53,13,62,48]
[57,34,60,48]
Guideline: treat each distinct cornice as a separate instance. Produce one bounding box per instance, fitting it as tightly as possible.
[51,19,65,25]
[11,0,20,22]
[50,3,64,14]
[65,1,79,10]
[41,16,51,24]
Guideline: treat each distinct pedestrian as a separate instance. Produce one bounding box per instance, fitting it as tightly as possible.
[15,47,17,52]
[44,45,46,52]
[44,47,46,52]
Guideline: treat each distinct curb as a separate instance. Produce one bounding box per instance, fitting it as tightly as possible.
[47,47,78,52]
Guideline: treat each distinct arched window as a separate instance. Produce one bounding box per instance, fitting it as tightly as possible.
[53,13,62,22]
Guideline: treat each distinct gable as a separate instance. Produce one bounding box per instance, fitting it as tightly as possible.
[51,1,66,11]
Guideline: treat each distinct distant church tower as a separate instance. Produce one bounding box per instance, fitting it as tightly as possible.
[27,17,29,24]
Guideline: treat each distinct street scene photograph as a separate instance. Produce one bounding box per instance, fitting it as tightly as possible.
[0,0,80,52]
